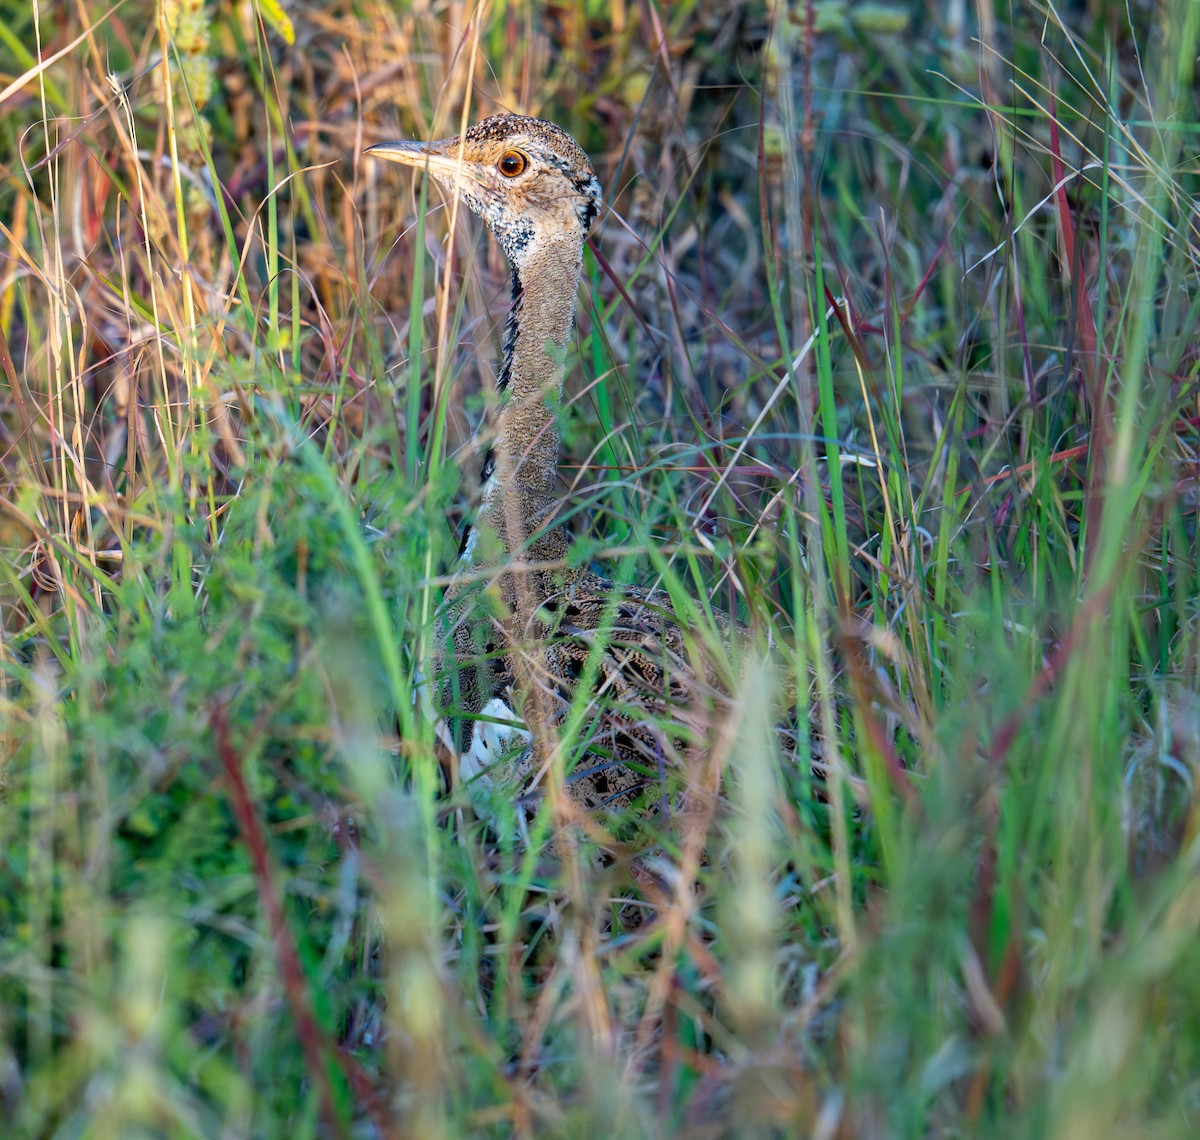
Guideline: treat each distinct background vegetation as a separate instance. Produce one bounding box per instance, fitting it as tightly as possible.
[1,0,1197,1135]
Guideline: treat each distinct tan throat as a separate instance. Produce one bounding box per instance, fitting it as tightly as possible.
[464,228,585,570]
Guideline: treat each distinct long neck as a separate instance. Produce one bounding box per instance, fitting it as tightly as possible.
[466,228,584,567]
[496,230,583,492]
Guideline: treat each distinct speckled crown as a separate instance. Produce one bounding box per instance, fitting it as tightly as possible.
[463,114,596,180]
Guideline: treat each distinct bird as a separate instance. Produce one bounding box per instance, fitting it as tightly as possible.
[368,114,739,842]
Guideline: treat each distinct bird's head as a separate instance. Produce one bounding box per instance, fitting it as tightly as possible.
[368,114,602,267]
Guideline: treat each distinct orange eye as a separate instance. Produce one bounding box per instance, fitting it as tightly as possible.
[498,150,527,177]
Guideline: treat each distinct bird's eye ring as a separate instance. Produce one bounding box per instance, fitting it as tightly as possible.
[498,151,527,177]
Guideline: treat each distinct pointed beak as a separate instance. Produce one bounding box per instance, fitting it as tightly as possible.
[366,138,468,183]
[365,139,438,167]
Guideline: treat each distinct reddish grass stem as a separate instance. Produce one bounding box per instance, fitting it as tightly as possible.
[210,704,349,1140]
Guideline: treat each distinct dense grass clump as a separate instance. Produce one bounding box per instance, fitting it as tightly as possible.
[1,0,1197,1135]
